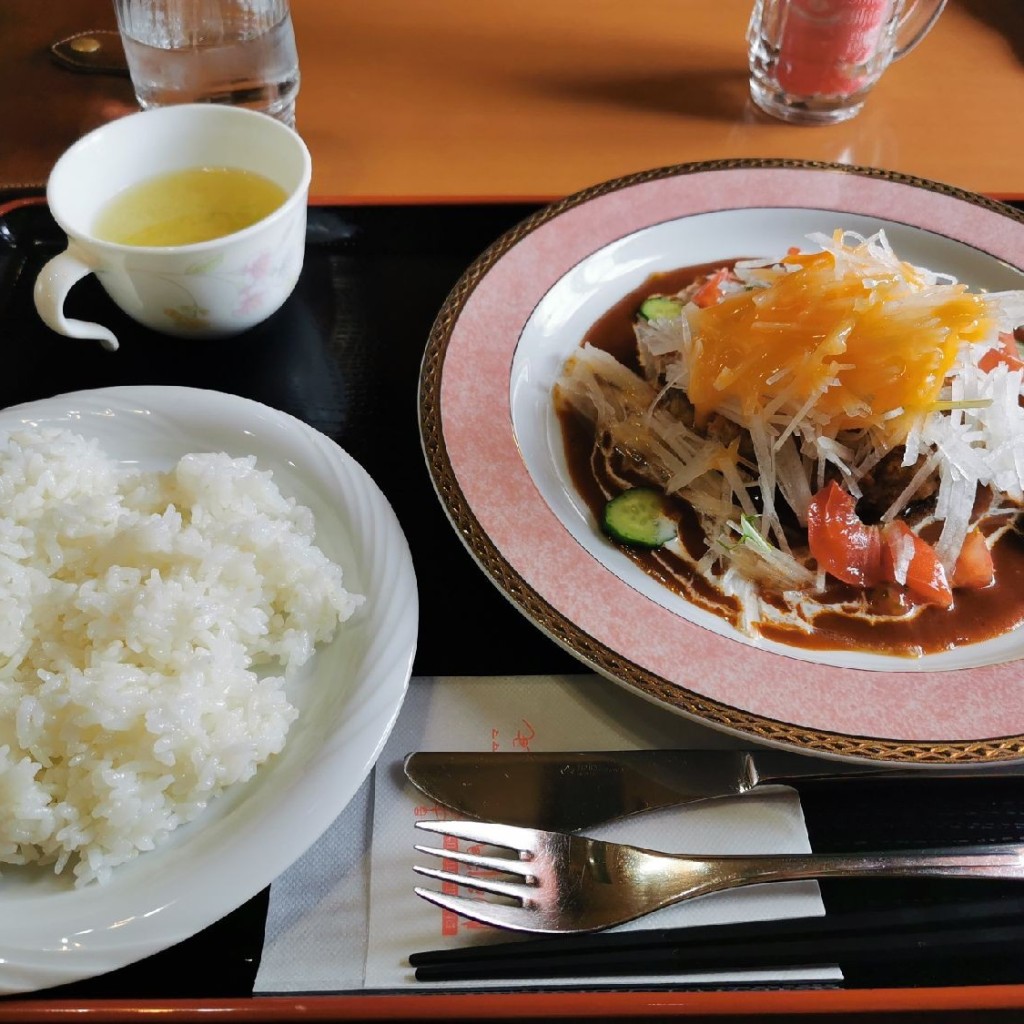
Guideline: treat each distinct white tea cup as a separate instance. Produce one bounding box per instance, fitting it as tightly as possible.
[33,103,311,351]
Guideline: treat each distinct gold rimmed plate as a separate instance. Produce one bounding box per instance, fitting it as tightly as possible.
[418,159,1024,764]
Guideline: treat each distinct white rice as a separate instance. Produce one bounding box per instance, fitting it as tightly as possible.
[0,427,362,886]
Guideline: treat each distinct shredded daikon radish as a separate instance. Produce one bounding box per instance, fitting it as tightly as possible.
[554,229,1024,631]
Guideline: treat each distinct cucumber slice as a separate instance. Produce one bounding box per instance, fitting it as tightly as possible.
[638,296,683,321]
[602,488,677,548]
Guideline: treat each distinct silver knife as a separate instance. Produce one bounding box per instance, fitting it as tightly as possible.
[403,749,1024,832]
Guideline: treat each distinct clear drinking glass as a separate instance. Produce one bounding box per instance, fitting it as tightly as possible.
[113,0,300,128]
[747,0,946,125]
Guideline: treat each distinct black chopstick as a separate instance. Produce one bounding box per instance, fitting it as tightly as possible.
[412,919,1024,982]
[410,897,1024,982]
[411,895,1024,964]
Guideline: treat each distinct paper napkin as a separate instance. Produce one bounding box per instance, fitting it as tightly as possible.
[256,674,842,993]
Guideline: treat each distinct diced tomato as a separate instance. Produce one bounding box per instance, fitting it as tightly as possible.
[691,268,732,308]
[806,483,993,607]
[952,529,994,589]
[806,481,883,587]
[807,482,954,606]
[979,332,1024,373]
[880,520,953,610]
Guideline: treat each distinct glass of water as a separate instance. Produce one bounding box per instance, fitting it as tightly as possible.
[747,0,946,125]
[113,0,300,128]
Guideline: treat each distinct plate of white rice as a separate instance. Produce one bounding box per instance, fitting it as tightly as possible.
[0,385,417,994]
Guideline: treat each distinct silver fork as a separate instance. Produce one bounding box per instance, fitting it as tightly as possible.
[413,819,1024,934]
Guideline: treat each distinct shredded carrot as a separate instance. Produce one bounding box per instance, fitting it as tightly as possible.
[691,268,731,309]
[685,246,993,438]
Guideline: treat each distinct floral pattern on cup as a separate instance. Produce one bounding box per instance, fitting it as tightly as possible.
[146,236,302,332]
[164,303,210,331]
[84,204,306,340]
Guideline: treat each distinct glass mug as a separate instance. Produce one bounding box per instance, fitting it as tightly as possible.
[747,0,947,124]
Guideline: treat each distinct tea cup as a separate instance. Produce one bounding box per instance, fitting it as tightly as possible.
[33,103,311,351]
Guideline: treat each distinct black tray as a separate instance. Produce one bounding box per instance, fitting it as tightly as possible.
[2,195,1024,1001]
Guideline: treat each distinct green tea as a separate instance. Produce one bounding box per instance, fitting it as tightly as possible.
[93,166,288,247]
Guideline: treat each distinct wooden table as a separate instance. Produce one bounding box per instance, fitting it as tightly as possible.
[2,0,1022,201]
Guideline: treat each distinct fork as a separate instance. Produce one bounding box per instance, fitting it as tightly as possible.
[413,819,1024,934]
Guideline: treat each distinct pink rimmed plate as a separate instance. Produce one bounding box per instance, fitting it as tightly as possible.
[419,159,1024,764]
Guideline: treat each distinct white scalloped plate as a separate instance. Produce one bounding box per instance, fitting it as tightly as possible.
[0,386,417,995]
[420,160,1024,763]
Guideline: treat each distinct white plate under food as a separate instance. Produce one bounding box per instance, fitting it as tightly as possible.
[419,159,1024,763]
[0,386,417,995]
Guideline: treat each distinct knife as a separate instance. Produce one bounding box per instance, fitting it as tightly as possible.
[403,749,1024,832]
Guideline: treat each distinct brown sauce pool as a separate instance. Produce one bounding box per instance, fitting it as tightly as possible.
[556,264,1024,657]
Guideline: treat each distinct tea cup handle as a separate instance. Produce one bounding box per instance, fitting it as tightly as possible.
[33,244,119,352]
[894,0,947,61]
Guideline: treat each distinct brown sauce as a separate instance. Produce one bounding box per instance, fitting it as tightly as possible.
[556,262,1024,657]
